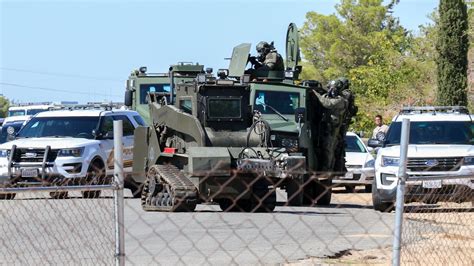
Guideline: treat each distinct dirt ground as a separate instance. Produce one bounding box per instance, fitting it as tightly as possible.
[290,187,474,265]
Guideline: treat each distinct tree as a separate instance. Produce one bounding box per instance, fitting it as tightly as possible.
[300,0,436,134]
[436,0,469,106]
[0,96,9,118]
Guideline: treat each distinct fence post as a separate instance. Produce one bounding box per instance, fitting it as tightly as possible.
[113,120,125,266]
[392,118,410,266]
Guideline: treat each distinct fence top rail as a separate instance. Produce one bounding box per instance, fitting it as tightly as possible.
[0,184,118,193]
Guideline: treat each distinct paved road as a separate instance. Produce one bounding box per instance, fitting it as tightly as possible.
[122,190,394,265]
[0,189,395,265]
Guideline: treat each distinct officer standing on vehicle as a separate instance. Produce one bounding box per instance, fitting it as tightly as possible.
[249,41,285,71]
[333,77,357,172]
[312,80,348,171]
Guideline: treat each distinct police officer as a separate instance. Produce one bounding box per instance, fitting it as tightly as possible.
[249,41,285,71]
[313,80,348,172]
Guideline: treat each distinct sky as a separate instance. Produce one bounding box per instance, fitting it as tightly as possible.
[0,0,438,104]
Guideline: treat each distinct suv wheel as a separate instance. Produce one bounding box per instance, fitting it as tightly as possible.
[82,161,104,199]
[0,193,16,200]
[372,182,394,212]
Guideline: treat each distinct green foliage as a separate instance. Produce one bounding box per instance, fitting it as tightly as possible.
[436,0,469,106]
[0,96,10,118]
[300,0,438,135]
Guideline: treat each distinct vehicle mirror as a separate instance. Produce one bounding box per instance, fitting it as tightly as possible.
[367,138,383,148]
[376,131,386,141]
[294,107,305,122]
[124,90,133,107]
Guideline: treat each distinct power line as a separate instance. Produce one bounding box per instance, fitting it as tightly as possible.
[0,67,124,82]
[0,82,122,98]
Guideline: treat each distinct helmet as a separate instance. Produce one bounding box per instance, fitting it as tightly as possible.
[338,77,350,90]
[327,79,342,97]
[256,41,271,55]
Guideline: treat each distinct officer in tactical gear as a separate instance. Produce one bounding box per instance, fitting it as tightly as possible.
[312,79,348,172]
[249,41,285,71]
[333,77,358,173]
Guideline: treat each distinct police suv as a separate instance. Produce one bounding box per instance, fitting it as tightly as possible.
[369,106,474,212]
[0,108,145,199]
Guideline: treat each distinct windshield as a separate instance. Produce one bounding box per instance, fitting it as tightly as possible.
[208,98,241,119]
[385,121,474,145]
[27,109,48,115]
[140,84,171,104]
[254,90,300,115]
[18,117,100,139]
[8,110,26,117]
[345,135,367,153]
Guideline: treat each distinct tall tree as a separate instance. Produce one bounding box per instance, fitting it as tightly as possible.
[0,96,10,118]
[436,0,469,106]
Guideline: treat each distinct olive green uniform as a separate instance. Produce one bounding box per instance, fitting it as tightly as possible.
[262,50,285,71]
[313,91,348,172]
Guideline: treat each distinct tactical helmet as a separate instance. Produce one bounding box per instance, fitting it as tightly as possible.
[338,77,350,90]
[256,41,271,55]
[328,79,342,97]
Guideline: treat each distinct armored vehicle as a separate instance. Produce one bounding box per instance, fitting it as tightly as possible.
[125,63,204,124]
[125,23,354,211]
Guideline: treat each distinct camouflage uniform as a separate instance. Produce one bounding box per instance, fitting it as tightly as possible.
[261,50,285,71]
[312,87,348,172]
[333,78,358,173]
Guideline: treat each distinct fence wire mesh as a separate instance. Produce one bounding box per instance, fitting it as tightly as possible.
[0,189,115,265]
[400,176,474,265]
[122,169,395,265]
[1,163,473,265]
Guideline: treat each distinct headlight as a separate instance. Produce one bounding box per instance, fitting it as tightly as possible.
[464,156,474,165]
[364,159,375,168]
[57,147,84,157]
[0,149,8,158]
[382,156,399,167]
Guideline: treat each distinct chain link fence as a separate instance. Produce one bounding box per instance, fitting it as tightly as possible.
[0,187,115,265]
[400,176,474,265]
[1,168,472,265]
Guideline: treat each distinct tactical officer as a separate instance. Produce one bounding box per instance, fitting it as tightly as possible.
[249,41,285,71]
[312,80,348,172]
[333,77,358,173]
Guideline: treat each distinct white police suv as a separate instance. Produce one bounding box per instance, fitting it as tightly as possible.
[368,106,474,212]
[0,108,146,199]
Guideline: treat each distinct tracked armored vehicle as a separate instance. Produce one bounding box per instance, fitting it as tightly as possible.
[125,23,354,211]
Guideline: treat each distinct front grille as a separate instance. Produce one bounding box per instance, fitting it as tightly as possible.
[12,148,59,163]
[347,165,362,169]
[407,157,462,172]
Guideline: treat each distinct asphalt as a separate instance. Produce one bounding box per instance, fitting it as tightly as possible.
[0,190,395,265]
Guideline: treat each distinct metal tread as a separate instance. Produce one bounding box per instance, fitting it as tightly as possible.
[141,164,197,212]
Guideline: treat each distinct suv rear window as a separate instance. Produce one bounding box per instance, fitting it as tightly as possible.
[385,121,474,145]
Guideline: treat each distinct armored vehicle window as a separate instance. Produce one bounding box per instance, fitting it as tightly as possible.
[113,115,135,136]
[140,84,171,104]
[255,90,299,114]
[208,98,241,119]
[180,99,192,115]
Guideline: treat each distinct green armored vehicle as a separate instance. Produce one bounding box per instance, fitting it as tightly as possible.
[125,23,355,211]
[125,63,204,124]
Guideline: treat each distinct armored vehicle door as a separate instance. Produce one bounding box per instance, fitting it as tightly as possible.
[228,43,251,78]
